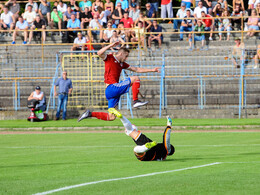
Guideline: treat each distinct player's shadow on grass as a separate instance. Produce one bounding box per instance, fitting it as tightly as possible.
[164,157,204,162]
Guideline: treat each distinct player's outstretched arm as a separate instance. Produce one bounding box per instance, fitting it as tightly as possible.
[97,41,121,60]
[128,67,160,73]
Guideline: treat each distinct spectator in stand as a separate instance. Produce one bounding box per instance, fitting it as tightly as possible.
[129,4,140,22]
[180,9,195,41]
[67,13,80,38]
[173,3,193,32]
[85,34,94,52]
[88,13,103,41]
[39,0,51,25]
[57,0,67,14]
[131,20,145,48]
[256,3,260,15]
[64,6,75,28]
[148,20,163,50]
[25,0,38,13]
[0,6,15,37]
[148,0,159,16]
[161,0,173,20]
[69,0,80,12]
[100,20,113,44]
[105,0,114,14]
[218,10,232,41]
[50,6,63,36]
[110,30,125,52]
[79,0,92,12]
[120,11,133,48]
[70,32,86,59]
[181,0,194,8]
[92,0,104,12]
[12,16,29,44]
[246,9,259,38]
[23,5,36,28]
[135,11,152,31]
[201,11,214,41]
[233,0,245,11]
[112,2,124,25]
[213,3,224,17]
[254,44,260,69]
[231,5,243,30]
[201,0,212,11]
[231,37,245,68]
[99,6,110,28]
[194,1,207,18]
[80,7,92,30]
[129,0,140,10]
[189,20,205,50]
[0,4,3,14]
[116,0,129,12]
[145,3,155,19]
[117,21,127,41]
[28,15,46,44]
[5,0,20,23]
[217,0,228,10]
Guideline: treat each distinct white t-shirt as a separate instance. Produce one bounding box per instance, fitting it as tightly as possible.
[0,11,13,25]
[23,11,37,23]
[74,37,86,47]
[100,10,110,24]
[57,4,67,13]
[176,8,193,18]
[254,0,260,7]
[89,19,103,29]
[194,6,207,18]
[104,29,113,39]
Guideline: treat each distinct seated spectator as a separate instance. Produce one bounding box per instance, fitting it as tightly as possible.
[57,0,67,14]
[202,0,213,11]
[145,3,155,19]
[201,11,214,41]
[0,6,15,37]
[25,0,38,13]
[189,20,205,50]
[117,21,127,41]
[120,12,134,48]
[80,7,92,31]
[79,0,92,12]
[254,44,260,69]
[67,13,80,38]
[131,20,145,48]
[112,2,124,25]
[194,1,207,18]
[88,13,103,41]
[50,6,63,36]
[135,11,152,31]
[231,37,245,68]
[99,6,110,28]
[218,10,231,41]
[148,0,158,15]
[231,5,243,30]
[213,3,224,17]
[233,0,245,11]
[28,15,46,44]
[63,6,75,29]
[100,21,113,44]
[105,0,114,13]
[180,10,195,41]
[28,86,46,112]
[12,16,29,44]
[148,20,163,50]
[246,9,259,38]
[92,0,104,12]
[0,4,3,14]
[129,0,140,10]
[256,3,260,15]
[39,0,51,25]
[110,30,125,52]
[53,1,58,8]
[217,0,228,10]
[116,0,129,12]
[181,0,194,8]
[129,4,140,22]
[70,32,86,59]
[161,0,173,19]
[85,34,94,52]
[5,0,20,23]
[23,5,36,27]
[174,3,193,32]
[69,0,80,12]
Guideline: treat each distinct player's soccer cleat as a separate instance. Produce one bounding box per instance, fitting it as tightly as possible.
[145,141,157,149]
[108,108,122,118]
[78,110,92,122]
[133,100,149,108]
[166,116,172,127]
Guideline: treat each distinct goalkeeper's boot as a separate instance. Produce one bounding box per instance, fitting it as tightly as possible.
[145,141,157,149]
[78,110,92,122]
[108,108,122,118]
[164,116,172,154]
[166,115,172,128]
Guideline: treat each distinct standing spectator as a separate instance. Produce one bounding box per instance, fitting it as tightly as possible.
[180,9,195,41]
[5,0,20,23]
[0,6,15,37]
[25,0,38,13]
[63,6,75,28]
[246,9,259,38]
[50,6,63,36]
[67,13,80,38]
[218,10,231,41]
[233,0,245,11]
[129,4,140,22]
[129,0,140,10]
[79,0,92,12]
[161,0,173,19]
[57,0,67,14]
[112,2,124,25]
[39,0,51,25]
[92,0,104,12]
[194,1,207,18]
[201,11,214,41]
[88,13,103,41]
[23,5,36,27]
[174,3,193,32]
[120,11,133,48]
[28,15,46,44]
[105,0,114,13]
[231,37,245,68]
[189,20,205,50]
[145,3,155,19]
[69,0,80,12]
[12,16,29,44]
[148,0,159,16]
[231,5,243,30]
[181,0,194,8]
[100,21,113,44]
[254,44,260,69]
[70,32,86,59]
[99,6,110,28]
[148,20,163,50]
[116,0,129,12]
[80,7,92,31]
[131,20,145,48]
[54,70,73,121]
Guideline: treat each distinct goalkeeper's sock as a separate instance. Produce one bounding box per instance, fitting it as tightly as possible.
[91,112,110,121]
[120,116,133,132]
[132,79,140,101]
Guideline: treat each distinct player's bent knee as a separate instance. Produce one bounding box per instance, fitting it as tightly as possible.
[130,76,140,84]
[108,113,116,121]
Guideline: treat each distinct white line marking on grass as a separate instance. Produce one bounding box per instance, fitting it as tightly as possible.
[33,162,221,195]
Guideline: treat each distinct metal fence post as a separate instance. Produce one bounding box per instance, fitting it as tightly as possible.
[239,49,245,119]
[159,51,166,118]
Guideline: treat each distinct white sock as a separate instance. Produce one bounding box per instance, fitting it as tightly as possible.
[134,145,149,153]
[120,116,133,132]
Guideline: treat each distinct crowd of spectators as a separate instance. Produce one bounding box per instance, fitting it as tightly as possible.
[0,0,259,48]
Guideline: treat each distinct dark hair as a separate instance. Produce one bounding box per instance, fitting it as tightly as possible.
[28,5,33,8]
[53,6,57,10]
[201,11,205,13]
[119,21,124,25]
[118,48,130,54]
[186,9,191,12]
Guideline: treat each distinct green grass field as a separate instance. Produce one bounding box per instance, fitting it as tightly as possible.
[1,130,260,194]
